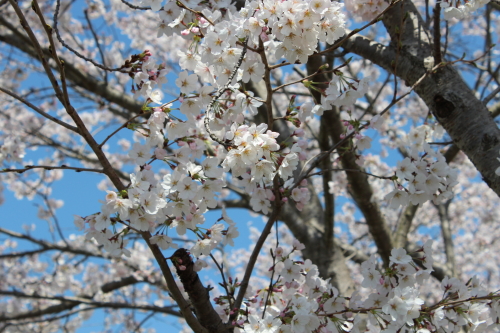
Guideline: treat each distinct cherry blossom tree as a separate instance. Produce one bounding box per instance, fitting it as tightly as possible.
[1,0,500,331]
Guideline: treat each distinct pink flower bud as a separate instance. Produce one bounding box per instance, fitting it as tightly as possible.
[340,133,346,139]
[179,265,186,270]
[282,197,288,202]
[294,128,305,137]
[154,148,167,160]
[260,31,269,42]
[191,27,199,33]
[300,179,308,186]
[181,29,190,36]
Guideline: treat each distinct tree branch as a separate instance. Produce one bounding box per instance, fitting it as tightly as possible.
[342,7,500,197]
[0,290,181,321]
[171,249,230,333]
[232,201,282,318]
[394,204,419,249]
[0,17,142,115]
[0,86,80,134]
[435,201,457,277]
[0,165,104,174]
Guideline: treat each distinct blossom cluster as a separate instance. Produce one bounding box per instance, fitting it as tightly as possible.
[211,240,500,333]
[385,125,458,208]
[75,159,237,258]
[343,0,489,21]
[323,75,370,109]
[222,123,311,213]
[439,0,491,20]
[159,0,347,66]
[130,53,169,102]
[0,136,26,164]
[344,0,389,22]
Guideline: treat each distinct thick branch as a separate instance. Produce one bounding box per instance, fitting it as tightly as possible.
[141,233,208,333]
[323,110,394,266]
[172,249,230,333]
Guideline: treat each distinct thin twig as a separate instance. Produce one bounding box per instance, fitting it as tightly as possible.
[0,290,182,316]
[0,86,80,134]
[0,165,105,174]
[307,168,394,180]
[53,0,133,72]
[231,202,282,320]
[262,221,279,319]
[483,86,500,104]
[427,141,454,145]
[0,248,50,259]
[132,312,155,332]
[99,110,151,148]
[272,66,324,93]
[177,0,214,26]
[84,9,108,83]
[120,0,150,10]
[8,0,68,112]
[32,0,71,109]
[209,253,234,310]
